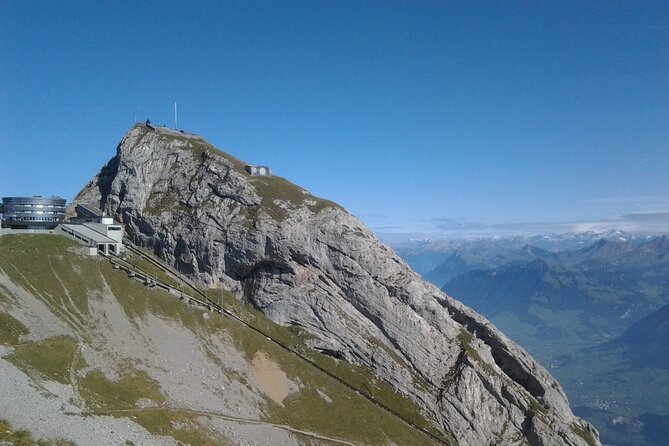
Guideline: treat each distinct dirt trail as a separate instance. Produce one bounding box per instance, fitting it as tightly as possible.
[86,406,357,446]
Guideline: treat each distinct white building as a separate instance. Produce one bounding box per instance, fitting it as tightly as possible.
[57,204,124,255]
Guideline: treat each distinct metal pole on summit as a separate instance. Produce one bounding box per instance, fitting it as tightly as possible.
[174,102,178,129]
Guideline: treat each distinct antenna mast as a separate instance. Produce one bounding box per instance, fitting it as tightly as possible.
[174,102,178,129]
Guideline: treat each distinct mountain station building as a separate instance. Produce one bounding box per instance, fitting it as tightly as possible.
[1,197,124,256]
[58,204,124,255]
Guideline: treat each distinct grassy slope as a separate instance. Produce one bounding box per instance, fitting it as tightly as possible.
[0,234,450,446]
[0,419,74,446]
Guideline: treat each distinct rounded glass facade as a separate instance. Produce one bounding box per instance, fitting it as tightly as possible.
[1,196,66,229]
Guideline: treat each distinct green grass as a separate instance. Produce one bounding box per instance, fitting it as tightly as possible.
[0,418,75,446]
[122,253,179,288]
[100,264,203,329]
[250,174,341,221]
[0,234,103,331]
[0,232,80,252]
[79,367,165,411]
[0,311,29,344]
[79,367,224,446]
[292,353,454,445]
[570,423,598,446]
[8,335,84,384]
[457,328,499,379]
[129,409,228,446]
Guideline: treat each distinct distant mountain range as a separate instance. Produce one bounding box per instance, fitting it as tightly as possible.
[395,234,668,446]
[393,230,654,276]
[440,236,668,360]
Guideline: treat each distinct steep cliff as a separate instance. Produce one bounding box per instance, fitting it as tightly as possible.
[73,124,599,446]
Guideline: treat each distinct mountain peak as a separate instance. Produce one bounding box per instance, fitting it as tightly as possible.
[72,125,600,446]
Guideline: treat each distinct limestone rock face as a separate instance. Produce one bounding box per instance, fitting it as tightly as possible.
[73,124,600,446]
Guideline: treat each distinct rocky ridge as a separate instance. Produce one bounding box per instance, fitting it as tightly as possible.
[73,124,600,446]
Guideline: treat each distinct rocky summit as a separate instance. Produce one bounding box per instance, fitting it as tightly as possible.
[73,124,600,446]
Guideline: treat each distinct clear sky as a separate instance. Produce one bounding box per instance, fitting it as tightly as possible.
[1,1,667,236]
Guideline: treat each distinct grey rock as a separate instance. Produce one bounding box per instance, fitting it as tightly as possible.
[72,124,600,446]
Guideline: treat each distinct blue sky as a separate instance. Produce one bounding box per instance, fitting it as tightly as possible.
[1,1,667,235]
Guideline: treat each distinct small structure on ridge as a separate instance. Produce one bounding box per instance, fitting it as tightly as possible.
[245,165,272,177]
